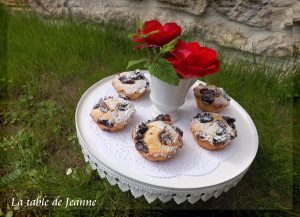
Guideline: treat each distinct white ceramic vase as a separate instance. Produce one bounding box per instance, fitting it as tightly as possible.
[149,75,196,122]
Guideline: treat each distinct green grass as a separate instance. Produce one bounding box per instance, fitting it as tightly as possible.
[0,7,299,216]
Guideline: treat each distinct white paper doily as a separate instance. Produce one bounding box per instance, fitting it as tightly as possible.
[85,74,235,178]
[75,72,259,204]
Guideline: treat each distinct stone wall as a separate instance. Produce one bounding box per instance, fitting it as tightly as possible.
[28,0,300,57]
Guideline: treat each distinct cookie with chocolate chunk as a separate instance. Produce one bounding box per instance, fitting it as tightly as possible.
[90,96,136,132]
[190,112,237,151]
[132,114,183,161]
[193,83,230,112]
[112,69,150,100]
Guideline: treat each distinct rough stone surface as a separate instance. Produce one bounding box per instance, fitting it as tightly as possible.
[27,0,300,57]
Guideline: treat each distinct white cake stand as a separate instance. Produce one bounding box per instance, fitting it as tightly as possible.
[75,73,258,204]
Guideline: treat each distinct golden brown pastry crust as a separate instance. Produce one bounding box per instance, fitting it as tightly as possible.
[190,112,237,151]
[90,96,136,132]
[132,114,183,162]
[112,70,149,100]
[193,84,230,113]
[111,83,144,100]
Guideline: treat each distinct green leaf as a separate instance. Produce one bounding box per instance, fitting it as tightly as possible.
[126,58,147,70]
[148,58,179,86]
[160,37,179,54]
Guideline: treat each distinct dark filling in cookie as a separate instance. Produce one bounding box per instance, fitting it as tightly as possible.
[119,70,147,84]
[200,94,215,104]
[137,122,149,135]
[119,75,134,84]
[194,112,213,123]
[222,116,236,129]
[134,122,150,153]
[223,92,230,101]
[93,103,100,109]
[135,132,144,140]
[213,134,228,145]
[154,114,171,122]
[216,120,226,135]
[131,70,145,80]
[230,133,236,139]
[135,141,149,153]
[98,119,114,128]
[172,126,183,137]
[118,95,127,100]
[196,131,206,140]
[199,88,217,104]
[116,103,129,111]
[159,130,172,145]
[145,81,150,88]
[200,88,215,95]
[93,96,113,109]
[99,101,109,113]
[199,87,231,104]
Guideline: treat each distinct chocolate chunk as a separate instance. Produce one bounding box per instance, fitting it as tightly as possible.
[194,112,213,123]
[119,76,134,84]
[213,90,221,97]
[154,114,171,122]
[99,102,109,112]
[173,126,183,137]
[200,88,215,95]
[216,127,226,135]
[218,88,230,101]
[159,131,172,145]
[201,94,214,104]
[135,133,144,140]
[217,120,226,128]
[135,141,149,153]
[223,116,236,129]
[98,119,114,128]
[230,133,236,139]
[117,103,128,111]
[213,134,228,145]
[216,120,226,135]
[137,122,149,135]
[196,131,206,140]
[94,96,113,109]
[93,103,100,109]
[118,95,127,100]
[131,70,145,80]
[223,93,230,101]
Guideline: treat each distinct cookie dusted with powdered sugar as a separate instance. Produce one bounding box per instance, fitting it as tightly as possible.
[132,114,183,162]
[112,69,150,100]
[190,112,237,151]
[193,83,230,113]
[90,96,136,132]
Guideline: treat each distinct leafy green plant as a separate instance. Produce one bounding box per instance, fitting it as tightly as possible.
[127,38,180,85]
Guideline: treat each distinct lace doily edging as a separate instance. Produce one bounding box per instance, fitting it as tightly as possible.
[78,138,247,204]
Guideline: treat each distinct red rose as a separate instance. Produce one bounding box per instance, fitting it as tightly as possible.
[133,20,181,48]
[167,40,220,79]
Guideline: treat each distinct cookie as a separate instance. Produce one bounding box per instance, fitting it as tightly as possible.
[132,114,183,161]
[90,96,136,132]
[193,83,230,112]
[112,69,150,100]
[190,112,237,151]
